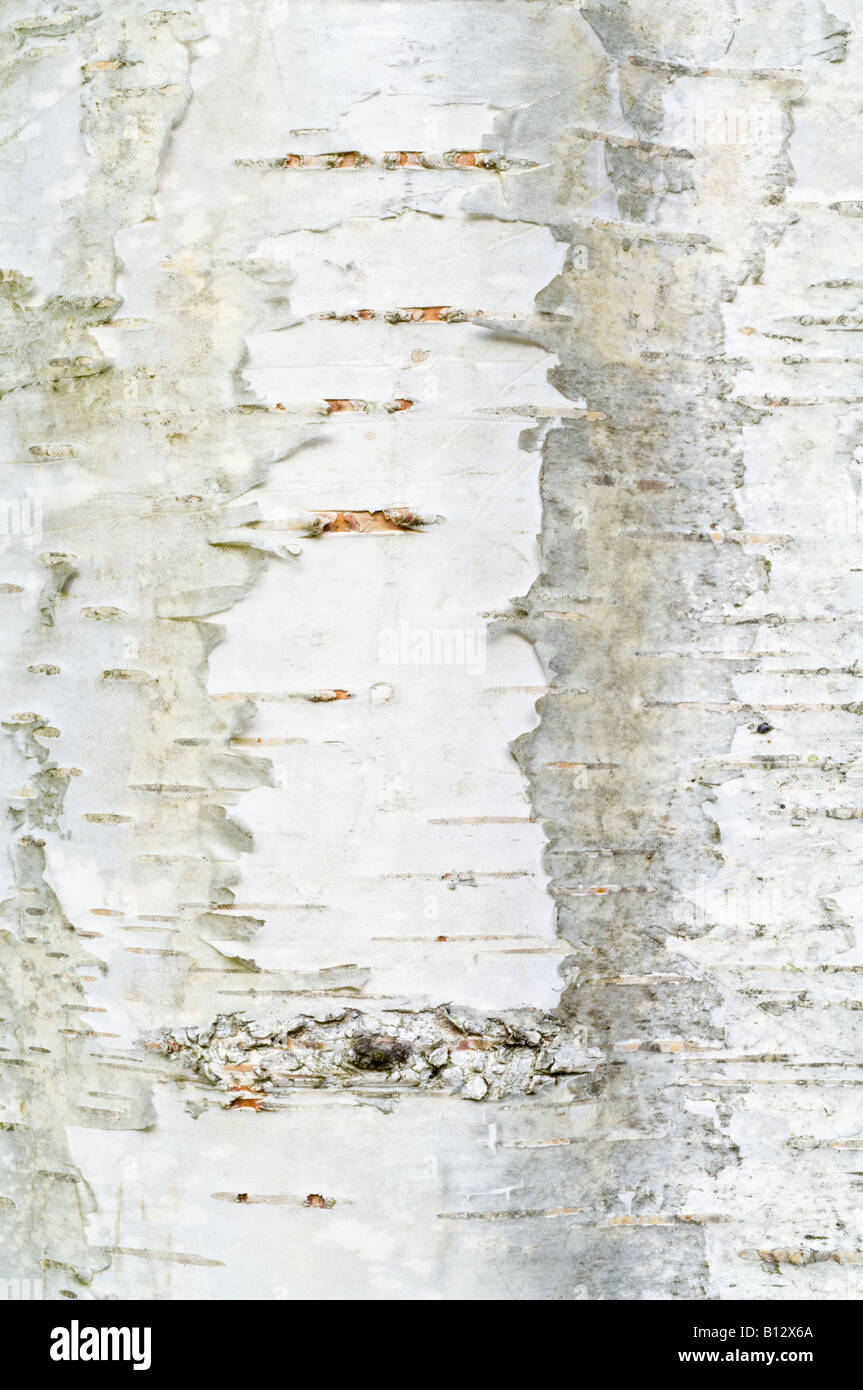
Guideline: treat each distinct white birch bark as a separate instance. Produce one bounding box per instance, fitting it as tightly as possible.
[0,0,860,1301]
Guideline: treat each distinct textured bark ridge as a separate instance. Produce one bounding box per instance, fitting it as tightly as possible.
[155,1007,592,1105]
[0,0,861,1301]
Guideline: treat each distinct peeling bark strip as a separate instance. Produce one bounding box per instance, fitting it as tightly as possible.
[0,0,860,1304]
